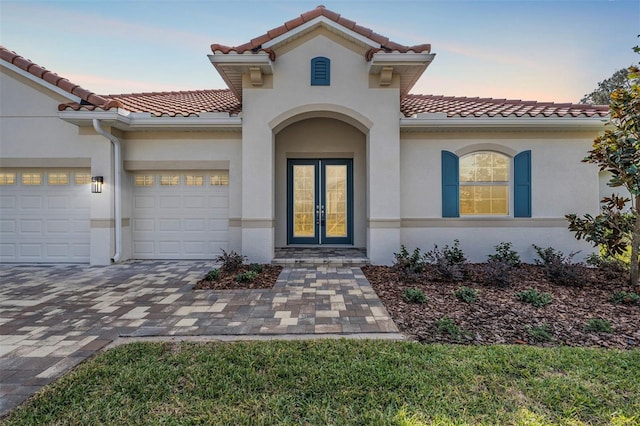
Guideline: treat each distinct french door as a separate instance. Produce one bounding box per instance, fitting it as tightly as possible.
[287,159,353,245]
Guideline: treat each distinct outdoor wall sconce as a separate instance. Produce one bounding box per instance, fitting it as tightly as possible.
[91,176,103,193]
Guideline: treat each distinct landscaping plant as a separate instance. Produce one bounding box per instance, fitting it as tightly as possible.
[517,288,553,308]
[454,286,478,303]
[215,249,246,273]
[566,50,640,286]
[532,245,588,287]
[487,241,521,267]
[609,290,640,305]
[402,287,427,304]
[424,240,469,282]
[584,318,613,333]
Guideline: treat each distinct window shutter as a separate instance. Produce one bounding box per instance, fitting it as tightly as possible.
[311,57,330,86]
[442,151,460,217]
[514,150,532,217]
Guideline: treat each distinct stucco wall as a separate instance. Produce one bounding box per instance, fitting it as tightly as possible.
[399,129,602,262]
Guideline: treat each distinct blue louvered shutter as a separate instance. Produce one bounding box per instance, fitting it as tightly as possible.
[311,57,330,86]
[442,151,460,217]
[514,150,532,217]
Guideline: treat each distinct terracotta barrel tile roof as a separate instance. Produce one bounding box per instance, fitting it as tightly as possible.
[401,94,609,118]
[1,45,114,109]
[60,89,241,117]
[210,5,431,60]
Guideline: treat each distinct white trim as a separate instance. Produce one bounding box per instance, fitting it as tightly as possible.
[400,116,608,130]
[59,110,242,130]
[370,52,435,64]
[1,61,81,102]
[263,16,379,50]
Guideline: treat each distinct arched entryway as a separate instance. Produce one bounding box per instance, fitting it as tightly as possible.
[274,117,367,248]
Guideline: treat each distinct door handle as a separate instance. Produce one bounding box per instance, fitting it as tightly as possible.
[320,205,325,226]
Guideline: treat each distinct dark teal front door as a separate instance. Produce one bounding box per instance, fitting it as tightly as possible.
[287,159,353,245]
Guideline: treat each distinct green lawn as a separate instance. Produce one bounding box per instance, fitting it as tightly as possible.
[4,340,639,425]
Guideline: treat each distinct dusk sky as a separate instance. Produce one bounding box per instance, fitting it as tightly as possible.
[1,0,638,103]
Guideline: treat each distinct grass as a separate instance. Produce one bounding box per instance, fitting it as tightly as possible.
[4,340,639,425]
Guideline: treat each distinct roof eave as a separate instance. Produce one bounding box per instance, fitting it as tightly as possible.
[59,109,242,131]
[208,52,273,101]
[400,116,609,131]
[369,52,436,98]
[1,60,81,103]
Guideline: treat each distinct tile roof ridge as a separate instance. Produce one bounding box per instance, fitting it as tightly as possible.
[210,5,430,59]
[108,88,233,97]
[0,45,116,109]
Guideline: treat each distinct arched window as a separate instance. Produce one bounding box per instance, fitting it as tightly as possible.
[459,152,509,215]
[441,149,531,218]
[311,57,330,86]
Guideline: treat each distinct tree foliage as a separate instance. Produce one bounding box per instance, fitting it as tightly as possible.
[580,68,631,105]
[567,44,640,286]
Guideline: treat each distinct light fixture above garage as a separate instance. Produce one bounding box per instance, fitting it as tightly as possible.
[91,176,103,193]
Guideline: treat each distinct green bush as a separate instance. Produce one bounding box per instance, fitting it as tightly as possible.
[425,240,469,282]
[205,269,221,281]
[586,253,629,279]
[235,270,258,283]
[454,286,478,303]
[393,246,425,281]
[402,287,427,304]
[435,317,470,341]
[609,291,640,305]
[584,318,613,333]
[216,249,246,273]
[481,259,513,288]
[248,263,264,273]
[517,288,552,308]
[526,324,554,342]
[532,245,588,287]
[488,242,521,268]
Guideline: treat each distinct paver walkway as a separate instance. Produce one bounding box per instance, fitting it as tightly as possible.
[0,260,400,417]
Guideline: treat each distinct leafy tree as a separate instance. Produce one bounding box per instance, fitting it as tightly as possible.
[580,68,631,105]
[567,45,640,286]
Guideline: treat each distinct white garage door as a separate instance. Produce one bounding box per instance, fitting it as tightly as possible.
[0,169,91,263]
[132,172,229,259]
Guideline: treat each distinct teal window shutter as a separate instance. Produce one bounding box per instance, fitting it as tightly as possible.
[442,151,460,217]
[311,57,330,86]
[514,150,532,217]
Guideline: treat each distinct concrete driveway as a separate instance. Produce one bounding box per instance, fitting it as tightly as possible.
[0,260,400,417]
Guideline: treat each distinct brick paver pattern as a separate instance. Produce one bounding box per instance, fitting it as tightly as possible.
[0,260,398,416]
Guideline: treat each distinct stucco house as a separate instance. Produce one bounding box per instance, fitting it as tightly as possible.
[0,6,609,266]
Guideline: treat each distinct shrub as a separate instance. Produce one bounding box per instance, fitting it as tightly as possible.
[435,317,470,341]
[532,245,589,287]
[586,253,629,279]
[609,291,639,305]
[488,242,521,268]
[393,246,425,281]
[481,259,513,288]
[248,263,264,273]
[216,249,246,273]
[403,287,427,304]
[235,270,258,283]
[517,288,552,308]
[425,240,469,282]
[584,318,613,333]
[455,286,478,303]
[526,324,554,342]
[205,269,221,281]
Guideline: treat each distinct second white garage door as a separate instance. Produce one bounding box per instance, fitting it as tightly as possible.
[132,172,229,259]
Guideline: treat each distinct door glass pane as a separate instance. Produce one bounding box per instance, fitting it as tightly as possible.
[325,165,347,238]
[293,165,315,237]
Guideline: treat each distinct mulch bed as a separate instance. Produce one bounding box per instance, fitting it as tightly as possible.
[194,265,282,290]
[362,264,640,349]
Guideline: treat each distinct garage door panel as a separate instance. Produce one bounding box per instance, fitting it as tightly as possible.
[21,196,42,209]
[47,196,69,209]
[184,196,206,208]
[159,219,181,231]
[184,219,206,231]
[159,196,182,209]
[132,172,230,259]
[47,220,69,233]
[1,195,16,209]
[0,219,16,233]
[133,219,154,232]
[20,220,42,233]
[0,169,90,263]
